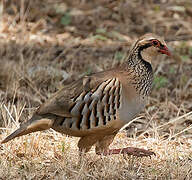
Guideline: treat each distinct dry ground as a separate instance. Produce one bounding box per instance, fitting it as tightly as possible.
[0,0,192,179]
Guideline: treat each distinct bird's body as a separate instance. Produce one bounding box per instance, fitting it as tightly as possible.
[2,33,171,156]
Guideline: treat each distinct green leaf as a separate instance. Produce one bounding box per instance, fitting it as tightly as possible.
[153,75,168,89]
[92,35,108,41]
[61,13,71,26]
[169,67,176,74]
[85,67,93,75]
[189,47,192,55]
[96,28,106,34]
[181,55,189,62]
[154,5,160,12]
[114,51,125,61]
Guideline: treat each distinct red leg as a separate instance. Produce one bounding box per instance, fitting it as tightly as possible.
[97,147,155,157]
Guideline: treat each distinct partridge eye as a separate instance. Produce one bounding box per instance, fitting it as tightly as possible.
[152,40,159,46]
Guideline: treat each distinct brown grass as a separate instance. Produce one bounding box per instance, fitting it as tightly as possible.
[1,114,192,179]
[0,0,192,179]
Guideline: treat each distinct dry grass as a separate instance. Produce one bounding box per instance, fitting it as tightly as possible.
[0,0,192,179]
[1,111,192,179]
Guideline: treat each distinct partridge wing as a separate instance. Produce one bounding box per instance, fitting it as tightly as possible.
[36,70,120,120]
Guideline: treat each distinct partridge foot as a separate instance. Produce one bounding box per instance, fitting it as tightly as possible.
[97,147,155,157]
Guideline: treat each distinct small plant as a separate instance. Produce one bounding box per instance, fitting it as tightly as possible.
[92,34,108,41]
[91,28,109,42]
[169,67,176,74]
[189,47,192,56]
[84,67,93,76]
[61,12,71,26]
[180,74,188,87]
[181,55,189,62]
[154,5,160,12]
[153,75,168,89]
[96,28,107,34]
[114,51,125,61]
[61,141,70,153]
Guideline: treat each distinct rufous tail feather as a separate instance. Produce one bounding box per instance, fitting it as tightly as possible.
[1,114,54,144]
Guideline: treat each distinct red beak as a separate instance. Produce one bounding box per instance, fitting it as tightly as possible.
[159,46,171,56]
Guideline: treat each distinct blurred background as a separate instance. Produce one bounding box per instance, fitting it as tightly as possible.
[0,1,192,179]
[0,0,192,138]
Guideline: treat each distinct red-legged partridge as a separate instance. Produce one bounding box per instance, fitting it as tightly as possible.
[1,33,171,157]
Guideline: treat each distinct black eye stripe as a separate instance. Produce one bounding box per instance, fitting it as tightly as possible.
[138,39,164,52]
[160,44,165,48]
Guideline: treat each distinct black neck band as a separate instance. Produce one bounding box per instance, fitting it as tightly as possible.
[138,44,153,72]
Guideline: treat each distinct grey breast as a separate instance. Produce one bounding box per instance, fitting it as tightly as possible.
[118,92,147,124]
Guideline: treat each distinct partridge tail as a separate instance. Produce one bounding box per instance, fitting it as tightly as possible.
[1,114,55,144]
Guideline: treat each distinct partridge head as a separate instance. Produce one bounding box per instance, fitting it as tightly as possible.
[129,33,171,64]
[1,33,170,157]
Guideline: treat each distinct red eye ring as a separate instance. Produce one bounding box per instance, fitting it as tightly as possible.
[151,40,160,46]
